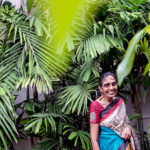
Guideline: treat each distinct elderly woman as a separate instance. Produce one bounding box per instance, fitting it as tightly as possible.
[89,72,140,150]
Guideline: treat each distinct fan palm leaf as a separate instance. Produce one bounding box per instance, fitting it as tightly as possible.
[24,113,65,133]
[63,124,92,149]
[58,76,98,115]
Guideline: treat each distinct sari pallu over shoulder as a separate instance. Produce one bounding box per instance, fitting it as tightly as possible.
[99,97,140,150]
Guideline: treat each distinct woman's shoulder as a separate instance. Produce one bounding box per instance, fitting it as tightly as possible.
[90,100,99,105]
[114,97,125,106]
[90,99,104,109]
[115,97,124,102]
[89,100,104,119]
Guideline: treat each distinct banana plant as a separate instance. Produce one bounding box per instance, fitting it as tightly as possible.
[117,25,150,85]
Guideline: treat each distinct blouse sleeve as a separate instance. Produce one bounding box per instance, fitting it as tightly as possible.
[122,101,131,128]
[89,101,100,124]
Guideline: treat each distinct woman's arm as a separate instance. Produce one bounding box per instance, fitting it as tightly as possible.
[90,124,100,150]
[122,106,131,140]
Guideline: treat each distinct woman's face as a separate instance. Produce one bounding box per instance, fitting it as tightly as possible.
[99,75,118,100]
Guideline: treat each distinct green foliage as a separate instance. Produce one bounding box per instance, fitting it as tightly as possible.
[24,113,64,133]
[79,59,100,82]
[129,113,141,120]
[140,38,150,61]
[0,1,69,148]
[26,0,35,14]
[63,124,91,150]
[0,69,18,149]
[0,1,70,94]
[58,75,97,115]
[0,0,150,149]
[75,20,124,62]
[117,25,150,85]
[140,38,150,75]
[32,138,60,150]
[77,34,123,61]
[109,0,149,25]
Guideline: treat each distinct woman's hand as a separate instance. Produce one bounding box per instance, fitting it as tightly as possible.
[122,126,131,140]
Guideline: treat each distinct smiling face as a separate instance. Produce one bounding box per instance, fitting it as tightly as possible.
[99,75,118,101]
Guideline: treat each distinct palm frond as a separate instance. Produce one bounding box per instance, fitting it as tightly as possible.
[76,32,123,61]
[0,5,70,94]
[24,113,65,133]
[69,59,100,83]
[33,138,59,150]
[0,71,18,149]
[63,124,92,150]
[58,77,98,115]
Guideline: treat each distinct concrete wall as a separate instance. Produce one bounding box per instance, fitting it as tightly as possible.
[141,92,150,133]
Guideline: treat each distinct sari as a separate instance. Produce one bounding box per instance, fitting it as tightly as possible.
[89,97,140,150]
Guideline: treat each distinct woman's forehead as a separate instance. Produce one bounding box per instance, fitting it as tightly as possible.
[102,75,116,83]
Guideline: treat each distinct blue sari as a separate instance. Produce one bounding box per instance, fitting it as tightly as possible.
[98,97,139,150]
[99,126,132,150]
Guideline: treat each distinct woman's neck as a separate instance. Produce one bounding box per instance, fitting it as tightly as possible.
[103,96,113,103]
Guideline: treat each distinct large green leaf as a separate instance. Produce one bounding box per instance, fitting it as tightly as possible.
[117,25,150,85]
